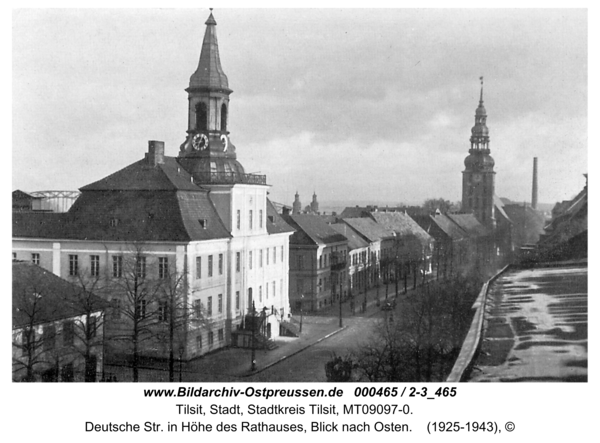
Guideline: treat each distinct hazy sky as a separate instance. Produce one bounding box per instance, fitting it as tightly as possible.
[12,8,588,207]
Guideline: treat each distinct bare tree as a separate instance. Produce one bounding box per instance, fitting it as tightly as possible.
[12,276,49,381]
[108,243,164,382]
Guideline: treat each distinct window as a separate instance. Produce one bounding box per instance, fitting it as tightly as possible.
[159,257,168,279]
[259,286,262,302]
[208,255,213,277]
[218,254,223,275]
[90,255,100,277]
[43,325,56,351]
[69,255,78,276]
[236,252,241,272]
[235,291,240,310]
[137,300,147,319]
[158,301,168,322]
[236,210,241,230]
[249,210,253,229]
[12,252,16,260]
[266,284,269,299]
[196,256,201,279]
[281,246,284,262]
[195,102,207,131]
[319,255,323,268]
[207,296,213,316]
[31,253,40,265]
[63,320,74,346]
[109,218,119,227]
[136,257,146,279]
[193,299,202,318]
[218,294,223,313]
[249,251,253,270]
[61,363,74,382]
[218,328,224,342]
[297,255,304,270]
[196,334,202,352]
[248,288,253,309]
[273,281,276,298]
[88,316,97,338]
[111,298,121,319]
[266,248,269,265]
[221,103,227,132]
[208,331,214,347]
[259,209,263,228]
[273,247,277,264]
[260,250,263,268]
[112,256,122,278]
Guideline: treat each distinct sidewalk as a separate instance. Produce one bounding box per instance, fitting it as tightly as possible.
[104,317,343,382]
[104,277,433,382]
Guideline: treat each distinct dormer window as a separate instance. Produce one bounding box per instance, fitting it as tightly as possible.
[199,219,208,229]
[109,218,119,227]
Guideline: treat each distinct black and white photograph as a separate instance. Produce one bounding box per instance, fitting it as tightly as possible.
[8,4,593,440]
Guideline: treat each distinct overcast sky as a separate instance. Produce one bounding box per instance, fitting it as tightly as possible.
[12,8,588,207]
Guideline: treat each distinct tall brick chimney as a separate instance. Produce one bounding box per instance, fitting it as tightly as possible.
[532,157,538,210]
[147,140,165,166]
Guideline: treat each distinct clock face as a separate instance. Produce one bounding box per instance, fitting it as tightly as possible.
[192,133,208,151]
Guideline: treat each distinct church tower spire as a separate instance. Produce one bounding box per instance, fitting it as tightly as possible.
[461,77,496,229]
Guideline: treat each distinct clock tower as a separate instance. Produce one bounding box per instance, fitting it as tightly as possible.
[461,78,496,229]
[178,10,252,185]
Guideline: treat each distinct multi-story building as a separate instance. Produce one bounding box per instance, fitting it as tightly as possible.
[282,214,348,312]
[12,11,294,359]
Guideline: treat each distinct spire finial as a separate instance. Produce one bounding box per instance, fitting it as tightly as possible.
[479,76,484,103]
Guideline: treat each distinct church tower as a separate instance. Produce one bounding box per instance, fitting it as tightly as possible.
[292,192,302,214]
[462,78,496,229]
[310,192,319,214]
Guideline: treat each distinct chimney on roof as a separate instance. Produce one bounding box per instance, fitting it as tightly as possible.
[532,157,538,210]
[146,140,165,167]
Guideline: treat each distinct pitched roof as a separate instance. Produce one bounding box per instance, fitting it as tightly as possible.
[341,217,394,243]
[330,223,369,251]
[266,199,295,235]
[494,195,513,224]
[81,157,200,192]
[14,155,232,243]
[12,262,108,328]
[446,213,489,237]
[282,214,348,246]
[413,213,468,241]
[369,212,433,246]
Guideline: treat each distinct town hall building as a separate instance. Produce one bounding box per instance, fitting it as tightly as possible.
[13,12,294,361]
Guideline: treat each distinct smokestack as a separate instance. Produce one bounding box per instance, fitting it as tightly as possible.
[532,157,538,210]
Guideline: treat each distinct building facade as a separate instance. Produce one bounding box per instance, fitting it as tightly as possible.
[12,12,294,360]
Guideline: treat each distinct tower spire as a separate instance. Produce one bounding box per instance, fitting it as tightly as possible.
[189,9,230,92]
[479,76,484,104]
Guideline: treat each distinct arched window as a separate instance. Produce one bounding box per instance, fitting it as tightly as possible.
[195,102,207,131]
[220,103,228,132]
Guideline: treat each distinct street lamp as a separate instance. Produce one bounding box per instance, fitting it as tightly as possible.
[299,294,304,333]
[250,301,257,371]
